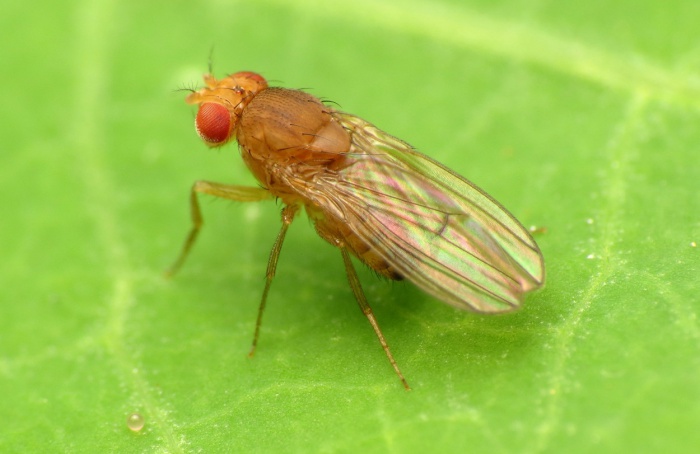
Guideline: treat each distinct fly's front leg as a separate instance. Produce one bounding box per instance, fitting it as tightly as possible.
[165,181,273,277]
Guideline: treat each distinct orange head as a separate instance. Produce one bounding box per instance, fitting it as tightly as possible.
[186,71,269,147]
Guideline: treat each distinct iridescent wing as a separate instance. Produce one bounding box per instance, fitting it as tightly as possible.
[316,112,545,313]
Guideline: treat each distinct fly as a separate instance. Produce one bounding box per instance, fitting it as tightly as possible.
[167,71,545,390]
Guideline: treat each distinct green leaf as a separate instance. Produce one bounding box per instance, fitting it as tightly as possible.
[2,0,698,452]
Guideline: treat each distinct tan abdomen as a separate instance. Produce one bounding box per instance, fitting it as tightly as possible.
[314,214,403,281]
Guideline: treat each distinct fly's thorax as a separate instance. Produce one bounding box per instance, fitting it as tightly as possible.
[235,88,351,188]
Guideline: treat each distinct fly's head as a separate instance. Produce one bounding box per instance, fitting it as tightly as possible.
[186,71,269,147]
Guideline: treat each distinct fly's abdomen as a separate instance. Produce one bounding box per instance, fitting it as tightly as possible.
[314,214,402,281]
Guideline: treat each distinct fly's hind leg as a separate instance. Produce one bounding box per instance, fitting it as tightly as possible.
[340,247,411,390]
[166,181,273,276]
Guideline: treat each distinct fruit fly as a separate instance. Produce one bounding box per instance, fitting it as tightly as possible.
[167,71,545,390]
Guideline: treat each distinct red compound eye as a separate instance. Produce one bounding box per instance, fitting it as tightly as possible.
[195,102,231,145]
[232,71,267,84]
[231,71,268,92]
